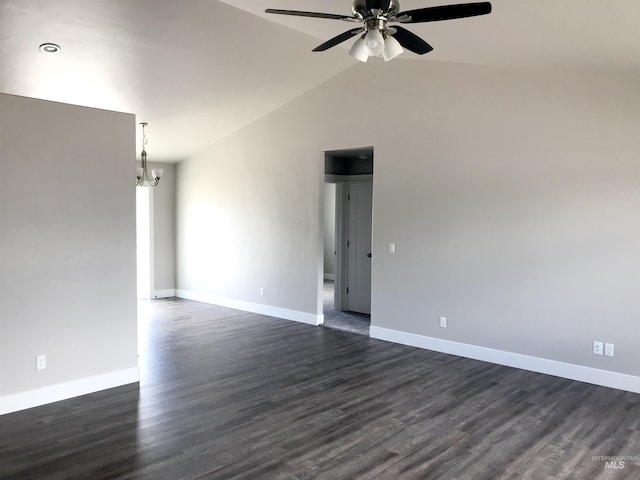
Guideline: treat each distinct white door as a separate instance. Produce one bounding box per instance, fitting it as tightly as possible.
[347,182,372,314]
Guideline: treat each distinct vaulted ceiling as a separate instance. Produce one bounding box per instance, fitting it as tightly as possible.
[2,0,639,161]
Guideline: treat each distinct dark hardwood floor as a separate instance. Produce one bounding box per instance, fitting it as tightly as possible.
[1,298,639,479]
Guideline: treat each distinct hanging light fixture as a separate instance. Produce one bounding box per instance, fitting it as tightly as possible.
[136,122,163,187]
[266,1,492,62]
[349,13,404,64]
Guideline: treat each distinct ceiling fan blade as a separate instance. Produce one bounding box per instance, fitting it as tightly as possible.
[390,26,433,55]
[265,9,356,21]
[312,28,365,52]
[397,2,492,23]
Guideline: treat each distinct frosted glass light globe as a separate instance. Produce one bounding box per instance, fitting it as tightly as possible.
[349,36,369,62]
[363,29,385,57]
[383,35,404,61]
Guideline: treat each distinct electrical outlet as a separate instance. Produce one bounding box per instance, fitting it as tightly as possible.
[260,287,264,296]
[439,316,447,328]
[604,343,615,357]
[593,341,603,356]
[36,355,47,370]
[388,243,396,254]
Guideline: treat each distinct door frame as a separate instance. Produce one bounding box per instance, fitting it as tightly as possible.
[335,182,348,311]
[136,186,154,300]
[319,147,374,323]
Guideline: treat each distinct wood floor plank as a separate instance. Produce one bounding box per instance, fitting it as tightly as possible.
[1,298,639,479]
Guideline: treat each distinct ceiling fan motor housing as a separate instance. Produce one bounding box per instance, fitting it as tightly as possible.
[352,0,400,20]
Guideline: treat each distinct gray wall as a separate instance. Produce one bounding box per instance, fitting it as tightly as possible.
[0,94,138,401]
[175,132,324,313]
[175,60,640,379]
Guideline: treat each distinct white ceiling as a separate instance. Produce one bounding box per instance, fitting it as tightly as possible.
[2,0,639,161]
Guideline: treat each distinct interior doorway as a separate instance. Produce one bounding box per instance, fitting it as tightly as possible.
[136,186,151,300]
[322,147,373,336]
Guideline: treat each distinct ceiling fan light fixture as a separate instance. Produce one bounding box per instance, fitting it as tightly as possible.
[265,1,493,60]
[363,29,385,57]
[382,34,403,61]
[349,36,369,62]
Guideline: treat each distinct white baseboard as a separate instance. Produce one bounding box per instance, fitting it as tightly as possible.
[370,326,640,394]
[176,290,323,326]
[323,273,335,281]
[0,367,140,415]
[153,289,176,298]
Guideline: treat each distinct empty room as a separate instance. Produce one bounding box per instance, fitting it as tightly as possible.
[1,1,639,479]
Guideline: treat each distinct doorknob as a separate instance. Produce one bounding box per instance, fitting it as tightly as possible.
[367,253,372,258]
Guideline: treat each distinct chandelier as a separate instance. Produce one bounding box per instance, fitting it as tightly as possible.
[136,122,163,187]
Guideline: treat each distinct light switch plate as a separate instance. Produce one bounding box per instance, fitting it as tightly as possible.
[604,343,614,357]
[36,355,47,370]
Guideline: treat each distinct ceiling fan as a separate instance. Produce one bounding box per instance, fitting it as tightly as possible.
[265,0,492,62]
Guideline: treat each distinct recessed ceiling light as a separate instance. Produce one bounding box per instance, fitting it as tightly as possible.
[39,43,61,54]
